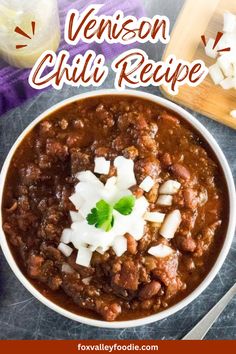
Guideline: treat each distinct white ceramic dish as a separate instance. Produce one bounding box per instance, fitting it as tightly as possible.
[0,89,235,328]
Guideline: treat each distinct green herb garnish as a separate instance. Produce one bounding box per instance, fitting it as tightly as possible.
[87,200,113,232]
[86,195,135,232]
[114,195,135,215]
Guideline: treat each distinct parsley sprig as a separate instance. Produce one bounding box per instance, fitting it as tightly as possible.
[86,195,135,232]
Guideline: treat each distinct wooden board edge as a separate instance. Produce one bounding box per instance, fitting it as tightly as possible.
[159,86,236,130]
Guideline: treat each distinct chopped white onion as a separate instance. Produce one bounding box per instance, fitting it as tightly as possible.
[76,246,92,267]
[114,156,136,189]
[82,277,92,285]
[105,176,117,189]
[94,157,110,175]
[128,218,146,240]
[69,193,84,210]
[60,228,72,244]
[223,12,236,32]
[159,210,182,239]
[112,236,127,257]
[205,38,219,58]
[95,246,109,255]
[157,194,173,206]
[148,244,173,258]
[144,211,165,223]
[70,211,83,223]
[76,170,103,187]
[220,77,236,90]
[159,180,181,195]
[230,110,236,118]
[62,157,152,266]
[62,263,74,274]
[139,176,155,192]
[208,63,224,85]
[217,54,234,77]
[133,196,149,216]
[58,243,73,257]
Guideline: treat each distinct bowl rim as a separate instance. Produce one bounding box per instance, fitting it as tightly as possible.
[0,89,235,329]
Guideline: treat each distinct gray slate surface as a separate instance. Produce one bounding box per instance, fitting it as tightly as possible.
[0,0,235,340]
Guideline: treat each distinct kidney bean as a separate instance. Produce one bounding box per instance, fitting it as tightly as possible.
[171,163,191,180]
[125,233,137,254]
[139,281,161,300]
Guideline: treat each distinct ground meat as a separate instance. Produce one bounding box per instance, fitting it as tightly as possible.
[95,299,121,321]
[70,148,91,174]
[153,255,178,286]
[146,183,159,204]
[27,253,45,278]
[183,188,198,209]
[40,243,63,261]
[134,157,161,184]
[40,120,55,137]
[96,104,114,128]
[160,152,172,167]
[38,154,52,169]
[46,139,68,161]
[112,258,139,291]
[20,164,41,186]
[122,146,139,160]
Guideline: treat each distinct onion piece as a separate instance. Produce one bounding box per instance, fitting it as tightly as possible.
[76,170,103,187]
[144,211,165,223]
[159,210,182,239]
[139,176,155,192]
[128,218,146,240]
[159,180,181,195]
[76,246,92,267]
[205,38,219,58]
[70,211,84,223]
[230,110,236,118]
[223,12,236,32]
[69,193,84,210]
[60,229,72,244]
[105,176,117,189]
[112,236,127,257]
[208,63,224,85]
[82,277,92,285]
[62,263,74,274]
[148,244,173,258]
[114,156,136,189]
[58,243,73,257]
[94,157,110,175]
[133,196,149,216]
[217,54,234,77]
[157,194,173,206]
[220,77,236,90]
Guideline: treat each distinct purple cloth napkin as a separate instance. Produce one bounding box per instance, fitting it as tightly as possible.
[0,0,145,115]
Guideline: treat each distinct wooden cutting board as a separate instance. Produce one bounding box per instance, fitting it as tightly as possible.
[161,0,236,130]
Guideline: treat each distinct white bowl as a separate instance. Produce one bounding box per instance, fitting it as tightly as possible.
[0,89,235,328]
